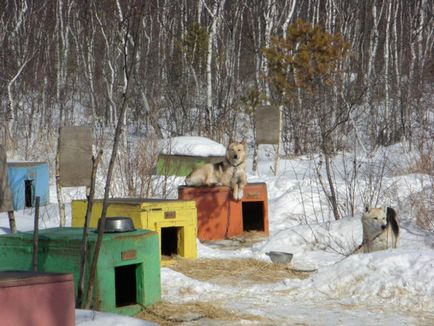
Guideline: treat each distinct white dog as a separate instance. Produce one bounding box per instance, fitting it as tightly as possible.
[357,206,400,253]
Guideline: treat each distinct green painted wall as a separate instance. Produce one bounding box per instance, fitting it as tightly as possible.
[0,228,161,316]
[156,154,224,176]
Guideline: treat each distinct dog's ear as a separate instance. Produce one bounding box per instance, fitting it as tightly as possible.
[386,207,396,219]
[386,207,400,235]
[242,140,248,152]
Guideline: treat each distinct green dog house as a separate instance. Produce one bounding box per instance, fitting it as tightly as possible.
[156,136,226,176]
[156,153,224,176]
[0,228,161,316]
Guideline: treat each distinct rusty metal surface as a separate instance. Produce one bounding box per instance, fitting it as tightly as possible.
[255,105,281,144]
[0,271,73,288]
[59,126,93,187]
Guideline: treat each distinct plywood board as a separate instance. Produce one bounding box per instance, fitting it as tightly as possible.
[255,106,281,144]
[0,145,13,212]
[59,127,92,187]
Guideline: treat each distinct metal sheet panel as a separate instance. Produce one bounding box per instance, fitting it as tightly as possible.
[255,106,281,144]
[59,126,92,187]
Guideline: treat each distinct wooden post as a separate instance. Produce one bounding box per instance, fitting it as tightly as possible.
[8,211,16,233]
[32,196,40,271]
[273,106,282,176]
[1,144,15,232]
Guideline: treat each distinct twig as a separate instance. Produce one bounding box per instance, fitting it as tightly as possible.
[77,149,103,308]
[32,196,40,271]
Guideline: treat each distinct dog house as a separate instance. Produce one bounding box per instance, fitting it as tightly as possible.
[178,182,269,241]
[156,136,226,176]
[157,154,225,176]
[71,198,197,261]
[7,162,49,210]
[0,271,75,326]
[0,227,161,316]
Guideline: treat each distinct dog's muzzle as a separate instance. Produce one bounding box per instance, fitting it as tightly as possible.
[381,224,387,230]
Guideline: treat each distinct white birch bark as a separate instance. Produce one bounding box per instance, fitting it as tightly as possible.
[384,0,392,142]
[282,0,296,39]
[197,0,202,24]
[4,0,29,152]
[417,0,427,74]
[408,0,422,145]
[262,0,276,103]
[392,0,403,138]
[6,58,31,149]
[366,0,384,145]
[55,0,70,227]
[95,10,117,126]
[325,0,336,34]
[203,0,225,136]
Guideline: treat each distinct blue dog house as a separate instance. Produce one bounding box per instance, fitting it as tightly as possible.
[7,162,49,210]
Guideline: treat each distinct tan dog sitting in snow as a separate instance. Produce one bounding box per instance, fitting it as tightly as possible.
[185,142,248,200]
[356,206,400,253]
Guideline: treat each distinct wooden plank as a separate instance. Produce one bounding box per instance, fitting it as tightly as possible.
[59,127,93,187]
[0,145,13,212]
[255,106,281,144]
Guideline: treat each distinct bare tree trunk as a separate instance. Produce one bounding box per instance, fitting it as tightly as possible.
[366,0,384,146]
[262,0,276,102]
[273,106,282,176]
[392,0,403,139]
[84,5,139,308]
[6,56,31,154]
[324,153,340,220]
[84,81,131,310]
[203,0,225,136]
[55,0,71,227]
[384,0,392,143]
[77,150,103,308]
[282,0,296,39]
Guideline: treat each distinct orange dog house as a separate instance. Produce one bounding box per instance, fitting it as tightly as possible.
[178,182,269,241]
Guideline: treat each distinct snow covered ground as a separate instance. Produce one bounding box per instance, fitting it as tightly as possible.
[1,138,434,325]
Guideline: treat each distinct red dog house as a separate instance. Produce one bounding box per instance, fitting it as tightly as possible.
[0,271,75,326]
[178,182,269,241]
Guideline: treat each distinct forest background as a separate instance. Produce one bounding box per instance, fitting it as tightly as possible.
[1,0,432,209]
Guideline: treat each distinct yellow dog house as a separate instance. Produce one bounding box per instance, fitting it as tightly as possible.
[72,198,197,262]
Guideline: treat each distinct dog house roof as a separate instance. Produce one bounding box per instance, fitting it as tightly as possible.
[0,227,156,244]
[7,161,47,167]
[81,198,197,208]
[0,271,73,288]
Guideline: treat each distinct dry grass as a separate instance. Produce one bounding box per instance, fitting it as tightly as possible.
[136,258,313,324]
[137,301,270,325]
[169,257,311,285]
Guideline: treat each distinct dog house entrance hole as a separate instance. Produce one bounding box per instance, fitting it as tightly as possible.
[25,180,35,207]
[115,264,138,307]
[242,201,265,231]
[161,227,179,257]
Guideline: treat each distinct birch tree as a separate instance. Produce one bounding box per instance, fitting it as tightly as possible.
[366,0,384,146]
[202,0,225,137]
[383,0,392,143]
